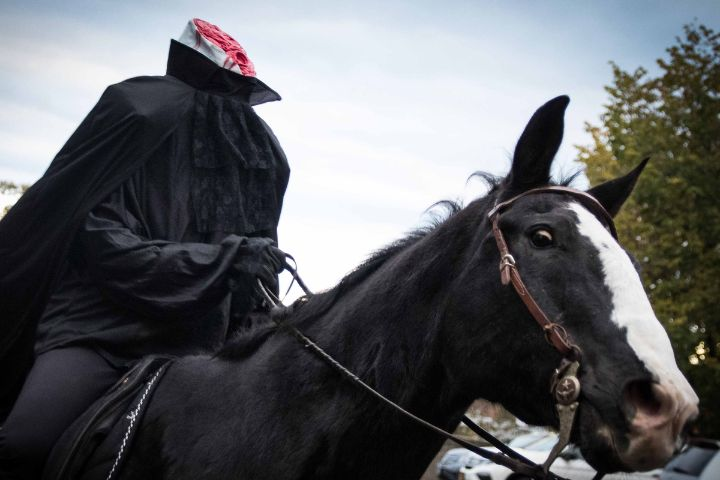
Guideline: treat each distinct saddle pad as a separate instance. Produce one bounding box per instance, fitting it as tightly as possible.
[42,356,173,480]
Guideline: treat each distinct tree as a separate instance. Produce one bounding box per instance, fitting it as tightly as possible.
[0,180,29,217]
[578,24,720,436]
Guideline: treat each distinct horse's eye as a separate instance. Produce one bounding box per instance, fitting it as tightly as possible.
[530,229,554,248]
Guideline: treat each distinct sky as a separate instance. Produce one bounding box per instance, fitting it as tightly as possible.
[1,0,718,296]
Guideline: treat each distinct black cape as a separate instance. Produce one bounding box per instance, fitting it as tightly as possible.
[0,40,290,419]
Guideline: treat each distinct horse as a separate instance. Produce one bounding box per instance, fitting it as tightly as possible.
[54,95,699,480]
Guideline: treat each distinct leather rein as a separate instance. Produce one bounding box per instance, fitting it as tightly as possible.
[261,186,617,480]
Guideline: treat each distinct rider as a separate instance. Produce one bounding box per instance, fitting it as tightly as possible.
[0,18,289,479]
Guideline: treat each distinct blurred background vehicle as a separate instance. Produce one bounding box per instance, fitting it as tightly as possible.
[436,432,551,479]
[455,431,661,480]
[660,439,720,480]
[436,448,480,480]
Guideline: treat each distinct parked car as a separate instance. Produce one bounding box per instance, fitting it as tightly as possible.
[459,432,661,480]
[437,448,481,480]
[437,432,551,479]
[660,439,720,480]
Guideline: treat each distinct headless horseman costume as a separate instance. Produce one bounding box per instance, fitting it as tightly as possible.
[0,19,290,478]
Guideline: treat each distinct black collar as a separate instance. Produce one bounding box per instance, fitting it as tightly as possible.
[166,40,281,106]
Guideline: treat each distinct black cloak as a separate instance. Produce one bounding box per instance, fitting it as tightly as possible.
[0,40,290,419]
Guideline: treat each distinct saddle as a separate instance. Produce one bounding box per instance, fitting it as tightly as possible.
[42,356,173,480]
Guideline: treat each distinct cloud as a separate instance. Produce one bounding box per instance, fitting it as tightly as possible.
[2,0,716,296]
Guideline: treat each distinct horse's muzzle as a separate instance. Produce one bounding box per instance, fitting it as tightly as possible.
[618,380,699,470]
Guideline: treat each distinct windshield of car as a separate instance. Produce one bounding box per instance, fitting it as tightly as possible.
[524,436,559,452]
[508,432,548,449]
[439,450,465,466]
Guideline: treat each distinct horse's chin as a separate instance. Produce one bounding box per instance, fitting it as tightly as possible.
[574,402,635,473]
[576,423,629,473]
[575,401,676,474]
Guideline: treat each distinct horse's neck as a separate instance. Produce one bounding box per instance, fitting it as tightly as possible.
[296,209,480,427]
[269,212,485,477]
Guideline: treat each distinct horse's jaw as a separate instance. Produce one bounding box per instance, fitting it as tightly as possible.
[574,390,697,474]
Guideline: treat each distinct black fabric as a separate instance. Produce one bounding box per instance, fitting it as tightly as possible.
[230,237,285,293]
[0,39,289,419]
[43,356,172,480]
[0,347,123,479]
[191,89,285,234]
[33,190,265,365]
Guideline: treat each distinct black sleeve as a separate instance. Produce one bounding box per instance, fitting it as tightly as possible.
[73,188,249,319]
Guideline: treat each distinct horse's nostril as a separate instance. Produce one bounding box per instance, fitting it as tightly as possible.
[624,380,667,418]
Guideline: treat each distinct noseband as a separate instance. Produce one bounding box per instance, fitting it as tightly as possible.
[488,185,617,474]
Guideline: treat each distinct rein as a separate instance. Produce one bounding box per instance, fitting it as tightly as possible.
[258,279,554,479]
[263,186,616,480]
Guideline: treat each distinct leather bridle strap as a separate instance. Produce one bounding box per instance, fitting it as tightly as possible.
[487,186,618,359]
[487,186,616,478]
[259,193,617,479]
[491,214,578,357]
[488,186,617,239]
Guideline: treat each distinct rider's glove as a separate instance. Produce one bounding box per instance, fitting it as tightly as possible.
[230,237,286,294]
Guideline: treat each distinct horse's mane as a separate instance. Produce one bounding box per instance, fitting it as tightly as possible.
[307,172,505,305]
[216,207,461,359]
[218,170,580,359]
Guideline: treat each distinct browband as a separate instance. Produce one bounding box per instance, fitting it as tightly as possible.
[488,186,617,239]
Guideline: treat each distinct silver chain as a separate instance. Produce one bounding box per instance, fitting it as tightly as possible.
[105,368,162,480]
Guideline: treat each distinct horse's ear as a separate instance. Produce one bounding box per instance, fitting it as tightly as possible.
[506,95,569,191]
[587,158,649,217]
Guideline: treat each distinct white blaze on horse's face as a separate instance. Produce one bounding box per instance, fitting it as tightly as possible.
[568,202,699,468]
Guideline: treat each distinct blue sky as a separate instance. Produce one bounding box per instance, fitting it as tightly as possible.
[1,1,718,292]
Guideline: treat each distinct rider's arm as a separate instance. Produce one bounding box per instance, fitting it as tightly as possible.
[72,188,278,319]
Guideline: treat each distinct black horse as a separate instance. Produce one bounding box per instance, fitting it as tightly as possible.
[63,96,699,480]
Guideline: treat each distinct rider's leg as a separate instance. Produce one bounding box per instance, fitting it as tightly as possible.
[0,346,122,479]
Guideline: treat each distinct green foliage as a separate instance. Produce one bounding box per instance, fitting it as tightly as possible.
[0,180,29,217]
[578,24,720,436]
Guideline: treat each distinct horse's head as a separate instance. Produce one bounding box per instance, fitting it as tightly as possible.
[442,96,698,473]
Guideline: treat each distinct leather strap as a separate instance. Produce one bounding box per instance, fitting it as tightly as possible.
[488,186,616,359]
[488,186,617,239]
[492,215,578,358]
[263,301,557,478]
[256,252,574,479]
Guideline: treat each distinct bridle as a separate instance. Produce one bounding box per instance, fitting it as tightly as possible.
[259,186,617,480]
[488,185,618,477]
[488,186,617,361]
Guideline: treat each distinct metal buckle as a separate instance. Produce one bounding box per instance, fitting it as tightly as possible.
[543,361,581,474]
[543,323,568,345]
[499,254,516,271]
